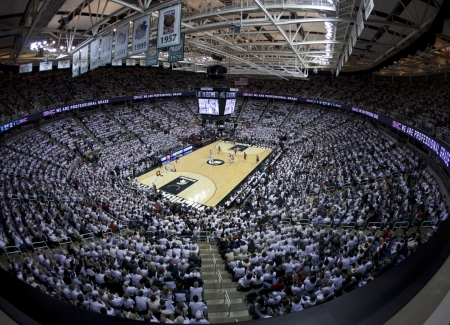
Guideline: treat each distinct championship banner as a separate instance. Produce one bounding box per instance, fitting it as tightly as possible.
[348,39,353,56]
[157,3,182,49]
[351,26,357,47]
[126,59,136,66]
[344,46,348,62]
[356,8,364,37]
[363,0,374,20]
[58,60,70,69]
[90,39,100,70]
[114,23,129,60]
[131,14,150,55]
[72,51,80,78]
[101,32,113,66]
[39,61,52,71]
[19,63,33,74]
[139,59,146,66]
[168,34,184,62]
[145,39,159,66]
[80,46,89,74]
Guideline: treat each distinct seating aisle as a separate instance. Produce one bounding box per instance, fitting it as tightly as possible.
[198,242,252,323]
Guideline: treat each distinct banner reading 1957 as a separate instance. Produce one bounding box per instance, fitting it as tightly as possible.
[131,15,151,55]
[157,3,182,49]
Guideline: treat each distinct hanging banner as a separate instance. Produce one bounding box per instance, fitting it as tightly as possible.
[140,59,146,66]
[90,39,100,70]
[114,23,130,60]
[356,8,364,37]
[344,46,348,62]
[351,26,357,47]
[72,51,80,78]
[112,59,122,66]
[19,63,33,73]
[101,32,113,66]
[131,14,151,55]
[146,39,159,66]
[58,60,70,69]
[157,3,182,49]
[363,0,374,20]
[348,39,353,56]
[80,46,89,74]
[39,61,52,71]
[126,59,136,66]
[168,34,184,62]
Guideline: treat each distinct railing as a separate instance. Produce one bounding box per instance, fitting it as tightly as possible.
[420,220,435,230]
[31,241,49,251]
[81,232,95,242]
[212,255,217,272]
[66,157,81,180]
[217,269,223,292]
[298,218,310,226]
[224,290,231,317]
[341,222,356,229]
[366,222,382,231]
[58,237,73,249]
[426,156,450,195]
[393,221,410,231]
[199,231,210,242]
[3,245,22,257]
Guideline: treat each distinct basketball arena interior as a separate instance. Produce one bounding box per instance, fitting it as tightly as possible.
[1,0,450,324]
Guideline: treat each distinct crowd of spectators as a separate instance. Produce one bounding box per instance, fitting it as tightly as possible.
[0,68,449,324]
[0,80,29,117]
[2,68,449,145]
[42,118,101,156]
[260,103,294,127]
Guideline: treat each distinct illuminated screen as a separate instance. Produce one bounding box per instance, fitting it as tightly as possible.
[224,99,236,115]
[198,98,219,115]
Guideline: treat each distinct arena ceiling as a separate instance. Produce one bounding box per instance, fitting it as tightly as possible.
[0,0,449,78]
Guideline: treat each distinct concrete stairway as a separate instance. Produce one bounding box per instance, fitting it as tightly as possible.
[180,99,200,122]
[236,98,248,124]
[72,113,105,149]
[198,242,252,323]
[102,108,141,143]
[257,99,273,124]
[280,103,300,128]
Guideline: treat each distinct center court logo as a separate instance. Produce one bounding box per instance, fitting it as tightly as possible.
[207,159,225,166]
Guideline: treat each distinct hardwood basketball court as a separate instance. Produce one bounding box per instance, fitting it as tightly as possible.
[137,141,272,207]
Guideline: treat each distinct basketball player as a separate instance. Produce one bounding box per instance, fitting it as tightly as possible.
[244,152,247,161]
[176,154,179,163]
[234,147,237,156]
[256,155,260,163]
[209,150,213,164]
[218,145,221,154]
[228,154,232,165]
